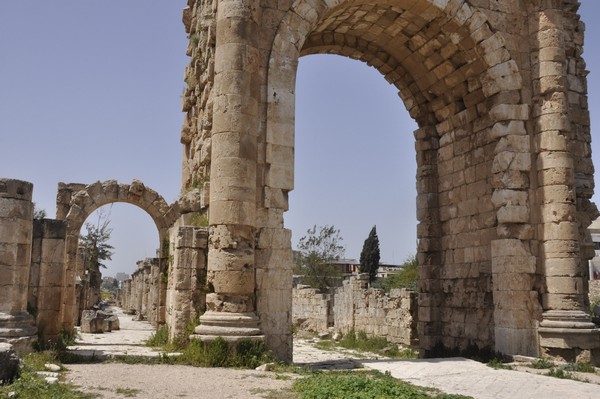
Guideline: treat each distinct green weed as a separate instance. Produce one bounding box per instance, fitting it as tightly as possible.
[563,362,596,373]
[487,358,512,370]
[337,329,418,359]
[115,387,141,397]
[146,324,170,348]
[529,358,555,369]
[291,370,472,399]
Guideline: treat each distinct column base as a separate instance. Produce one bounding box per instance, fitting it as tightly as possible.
[0,312,37,353]
[190,311,264,343]
[539,310,600,364]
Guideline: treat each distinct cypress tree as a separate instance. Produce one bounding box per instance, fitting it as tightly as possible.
[359,225,380,283]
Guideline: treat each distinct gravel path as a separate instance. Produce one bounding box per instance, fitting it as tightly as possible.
[66,364,295,399]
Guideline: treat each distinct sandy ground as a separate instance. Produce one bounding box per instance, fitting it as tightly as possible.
[64,309,315,399]
[66,364,296,399]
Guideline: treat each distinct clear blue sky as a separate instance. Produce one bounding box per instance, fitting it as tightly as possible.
[1,1,599,277]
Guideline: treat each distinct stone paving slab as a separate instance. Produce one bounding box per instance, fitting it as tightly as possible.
[67,307,159,358]
[359,357,600,399]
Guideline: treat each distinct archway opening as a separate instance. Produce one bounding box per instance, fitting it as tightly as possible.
[79,203,161,315]
[289,54,418,266]
[264,0,528,359]
[288,52,419,343]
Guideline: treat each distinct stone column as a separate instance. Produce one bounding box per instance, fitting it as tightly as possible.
[534,5,599,360]
[194,0,263,341]
[0,178,36,352]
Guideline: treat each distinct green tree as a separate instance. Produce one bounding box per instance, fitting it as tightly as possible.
[80,209,114,275]
[359,225,380,283]
[294,225,345,292]
[32,202,47,219]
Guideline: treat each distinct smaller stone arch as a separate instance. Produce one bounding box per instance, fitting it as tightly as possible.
[57,179,178,331]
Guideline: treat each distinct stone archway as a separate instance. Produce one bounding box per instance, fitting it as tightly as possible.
[263,0,530,358]
[56,179,177,331]
[180,0,599,362]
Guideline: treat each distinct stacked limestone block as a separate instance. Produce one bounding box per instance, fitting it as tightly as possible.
[0,179,36,352]
[167,227,208,340]
[28,219,67,342]
[146,258,161,326]
[334,276,417,347]
[121,279,133,313]
[181,0,216,191]
[292,286,332,332]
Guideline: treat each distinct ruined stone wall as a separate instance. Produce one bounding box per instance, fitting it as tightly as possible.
[292,275,417,347]
[28,219,66,341]
[334,276,417,347]
[292,286,332,332]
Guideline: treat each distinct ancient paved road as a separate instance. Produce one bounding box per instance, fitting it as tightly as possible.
[360,357,600,399]
[67,307,159,358]
[67,308,600,399]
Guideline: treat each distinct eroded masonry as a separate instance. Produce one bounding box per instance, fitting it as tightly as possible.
[1,0,600,363]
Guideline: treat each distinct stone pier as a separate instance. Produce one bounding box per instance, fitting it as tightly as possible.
[28,219,67,342]
[192,0,264,343]
[0,179,36,352]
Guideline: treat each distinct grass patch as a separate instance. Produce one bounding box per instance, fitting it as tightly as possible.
[545,368,573,379]
[563,362,596,373]
[487,358,512,370]
[0,352,95,399]
[291,370,472,399]
[536,361,596,382]
[336,329,418,359]
[119,337,276,369]
[529,358,555,369]
[115,387,141,397]
[175,337,273,368]
[314,340,336,351]
[146,324,170,348]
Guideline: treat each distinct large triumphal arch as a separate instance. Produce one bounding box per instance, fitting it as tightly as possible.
[1,0,599,364]
[180,0,600,362]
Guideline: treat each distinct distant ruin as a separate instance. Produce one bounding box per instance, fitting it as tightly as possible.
[2,0,600,364]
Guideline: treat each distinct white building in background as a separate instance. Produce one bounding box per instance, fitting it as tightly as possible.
[589,218,600,280]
